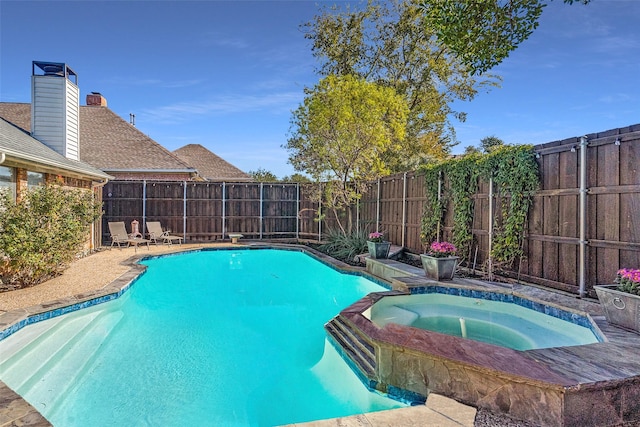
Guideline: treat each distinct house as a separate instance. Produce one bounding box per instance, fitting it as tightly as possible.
[0,61,197,182]
[0,60,256,244]
[0,117,110,199]
[0,62,112,248]
[0,61,253,183]
[173,144,252,182]
[0,101,197,182]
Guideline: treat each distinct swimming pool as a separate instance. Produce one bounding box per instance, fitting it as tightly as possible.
[370,293,602,350]
[0,249,405,426]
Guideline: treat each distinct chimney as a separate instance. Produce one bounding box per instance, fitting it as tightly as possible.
[87,92,107,107]
[31,61,80,161]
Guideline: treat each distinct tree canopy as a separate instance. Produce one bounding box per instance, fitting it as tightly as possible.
[303,0,499,170]
[480,135,505,153]
[420,0,591,75]
[248,168,279,182]
[285,74,408,232]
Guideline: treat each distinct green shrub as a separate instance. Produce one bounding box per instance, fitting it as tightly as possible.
[0,184,102,288]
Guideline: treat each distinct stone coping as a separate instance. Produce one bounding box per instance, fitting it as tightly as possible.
[283,393,477,427]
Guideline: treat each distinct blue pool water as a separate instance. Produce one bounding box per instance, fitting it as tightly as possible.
[0,249,404,426]
[370,293,601,350]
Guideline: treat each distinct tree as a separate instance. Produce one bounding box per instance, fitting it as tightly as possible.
[463,145,481,156]
[304,0,498,171]
[286,74,408,233]
[480,135,505,153]
[281,173,311,183]
[248,168,278,182]
[420,0,591,75]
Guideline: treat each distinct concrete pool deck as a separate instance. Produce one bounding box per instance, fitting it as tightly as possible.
[0,244,638,426]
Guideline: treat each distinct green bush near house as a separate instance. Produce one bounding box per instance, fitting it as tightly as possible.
[0,184,102,289]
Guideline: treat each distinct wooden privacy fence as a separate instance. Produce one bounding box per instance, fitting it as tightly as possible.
[102,181,326,243]
[102,124,639,296]
[357,124,640,297]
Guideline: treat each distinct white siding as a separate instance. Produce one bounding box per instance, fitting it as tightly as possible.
[31,75,80,160]
[65,82,79,160]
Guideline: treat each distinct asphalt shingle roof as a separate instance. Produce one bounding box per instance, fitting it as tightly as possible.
[0,117,111,180]
[0,103,194,173]
[173,144,252,182]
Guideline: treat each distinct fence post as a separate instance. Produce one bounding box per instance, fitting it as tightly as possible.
[437,171,442,242]
[488,176,494,281]
[356,186,360,232]
[376,178,381,232]
[579,136,588,297]
[402,172,407,247]
[142,180,147,234]
[296,183,300,240]
[222,182,226,240]
[183,181,187,241]
[318,183,322,241]
[260,182,264,240]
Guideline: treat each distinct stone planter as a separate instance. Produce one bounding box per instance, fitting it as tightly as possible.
[367,241,390,259]
[594,285,640,332]
[420,255,459,281]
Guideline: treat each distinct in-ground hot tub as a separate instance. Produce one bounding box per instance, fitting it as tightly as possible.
[369,292,602,351]
[325,283,640,427]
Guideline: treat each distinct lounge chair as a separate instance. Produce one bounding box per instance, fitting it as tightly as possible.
[108,221,150,252]
[146,221,183,245]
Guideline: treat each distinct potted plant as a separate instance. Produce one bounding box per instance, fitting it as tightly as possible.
[367,231,390,259]
[594,268,640,332]
[420,241,458,281]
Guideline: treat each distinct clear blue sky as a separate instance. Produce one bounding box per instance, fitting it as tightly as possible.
[1,1,638,178]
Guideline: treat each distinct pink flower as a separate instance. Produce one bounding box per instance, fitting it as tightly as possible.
[427,241,457,258]
[617,268,640,284]
[368,232,384,243]
[616,268,640,295]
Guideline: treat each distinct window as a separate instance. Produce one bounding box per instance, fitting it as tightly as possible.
[27,171,45,188]
[0,165,15,198]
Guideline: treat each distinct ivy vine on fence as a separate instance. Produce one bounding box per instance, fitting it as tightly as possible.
[420,145,540,270]
[419,163,444,249]
[482,145,540,266]
[447,154,481,260]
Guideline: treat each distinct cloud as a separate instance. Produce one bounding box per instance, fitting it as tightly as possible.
[592,36,640,54]
[101,76,205,89]
[139,91,302,124]
[598,93,633,104]
[200,32,250,49]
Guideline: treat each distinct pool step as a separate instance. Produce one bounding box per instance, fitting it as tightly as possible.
[31,310,125,420]
[0,310,103,379]
[325,316,375,378]
[0,310,124,415]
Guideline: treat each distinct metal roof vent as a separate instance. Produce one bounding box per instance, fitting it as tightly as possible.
[32,61,77,83]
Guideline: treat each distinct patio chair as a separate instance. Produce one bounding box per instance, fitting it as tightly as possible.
[108,221,150,252]
[146,221,183,245]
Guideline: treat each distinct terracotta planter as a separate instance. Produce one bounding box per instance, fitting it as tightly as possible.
[420,255,459,281]
[594,285,640,332]
[367,241,390,259]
